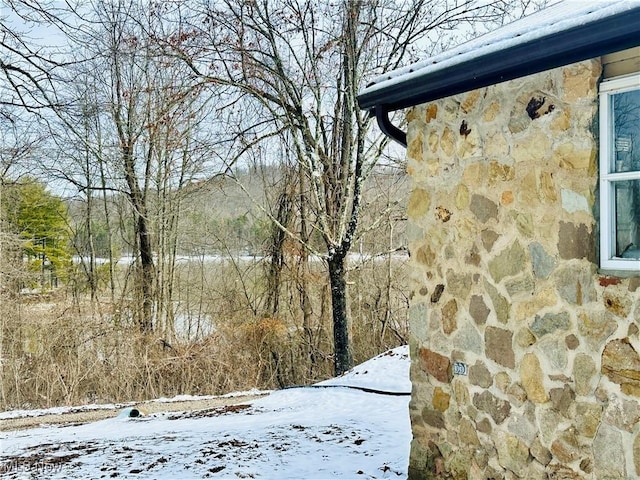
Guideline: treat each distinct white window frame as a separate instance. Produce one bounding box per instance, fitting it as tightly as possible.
[599,73,640,273]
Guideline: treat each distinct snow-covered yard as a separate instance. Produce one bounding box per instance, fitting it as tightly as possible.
[0,347,411,479]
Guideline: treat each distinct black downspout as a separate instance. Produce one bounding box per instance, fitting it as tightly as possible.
[374,105,406,148]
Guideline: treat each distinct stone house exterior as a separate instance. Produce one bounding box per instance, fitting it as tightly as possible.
[358,1,640,479]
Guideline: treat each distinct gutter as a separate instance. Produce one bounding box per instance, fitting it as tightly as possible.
[359,5,640,147]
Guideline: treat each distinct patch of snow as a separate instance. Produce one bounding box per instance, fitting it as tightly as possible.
[219,388,273,398]
[316,345,410,393]
[153,389,272,403]
[0,403,136,420]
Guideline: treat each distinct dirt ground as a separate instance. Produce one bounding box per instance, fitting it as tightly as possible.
[0,393,269,432]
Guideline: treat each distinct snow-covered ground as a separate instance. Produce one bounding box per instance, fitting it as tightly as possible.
[0,346,411,479]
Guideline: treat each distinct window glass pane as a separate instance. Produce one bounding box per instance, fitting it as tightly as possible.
[615,179,640,258]
[612,89,640,173]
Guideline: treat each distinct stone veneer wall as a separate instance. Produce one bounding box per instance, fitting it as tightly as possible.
[405,59,640,479]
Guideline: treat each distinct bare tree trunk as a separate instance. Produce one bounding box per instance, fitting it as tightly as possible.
[81,111,98,302]
[99,162,116,303]
[265,185,291,317]
[135,211,155,333]
[84,188,98,301]
[298,164,315,374]
[122,143,155,332]
[327,250,352,376]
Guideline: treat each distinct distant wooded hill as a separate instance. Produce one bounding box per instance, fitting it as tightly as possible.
[66,166,409,260]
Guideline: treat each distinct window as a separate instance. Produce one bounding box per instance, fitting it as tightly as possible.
[599,73,640,272]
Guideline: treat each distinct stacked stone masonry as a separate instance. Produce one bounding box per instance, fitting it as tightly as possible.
[406,59,640,479]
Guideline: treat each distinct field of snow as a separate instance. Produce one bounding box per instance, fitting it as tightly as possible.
[0,346,411,479]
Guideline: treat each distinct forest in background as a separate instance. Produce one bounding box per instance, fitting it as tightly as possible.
[0,0,545,409]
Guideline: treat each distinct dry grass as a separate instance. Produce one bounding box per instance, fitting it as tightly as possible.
[1,302,263,408]
[0,256,409,410]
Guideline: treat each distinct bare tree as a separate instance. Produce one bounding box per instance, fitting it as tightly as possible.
[0,0,81,118]
[91,2,214,334]
[36,1,219,334]
[166,0,524,375]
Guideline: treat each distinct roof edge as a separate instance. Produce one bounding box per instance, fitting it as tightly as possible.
[357,7,640,112]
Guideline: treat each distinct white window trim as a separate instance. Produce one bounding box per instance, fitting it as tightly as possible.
[599,73,640,273]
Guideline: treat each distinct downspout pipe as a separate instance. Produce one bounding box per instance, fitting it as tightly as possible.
[374,105,406,148]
